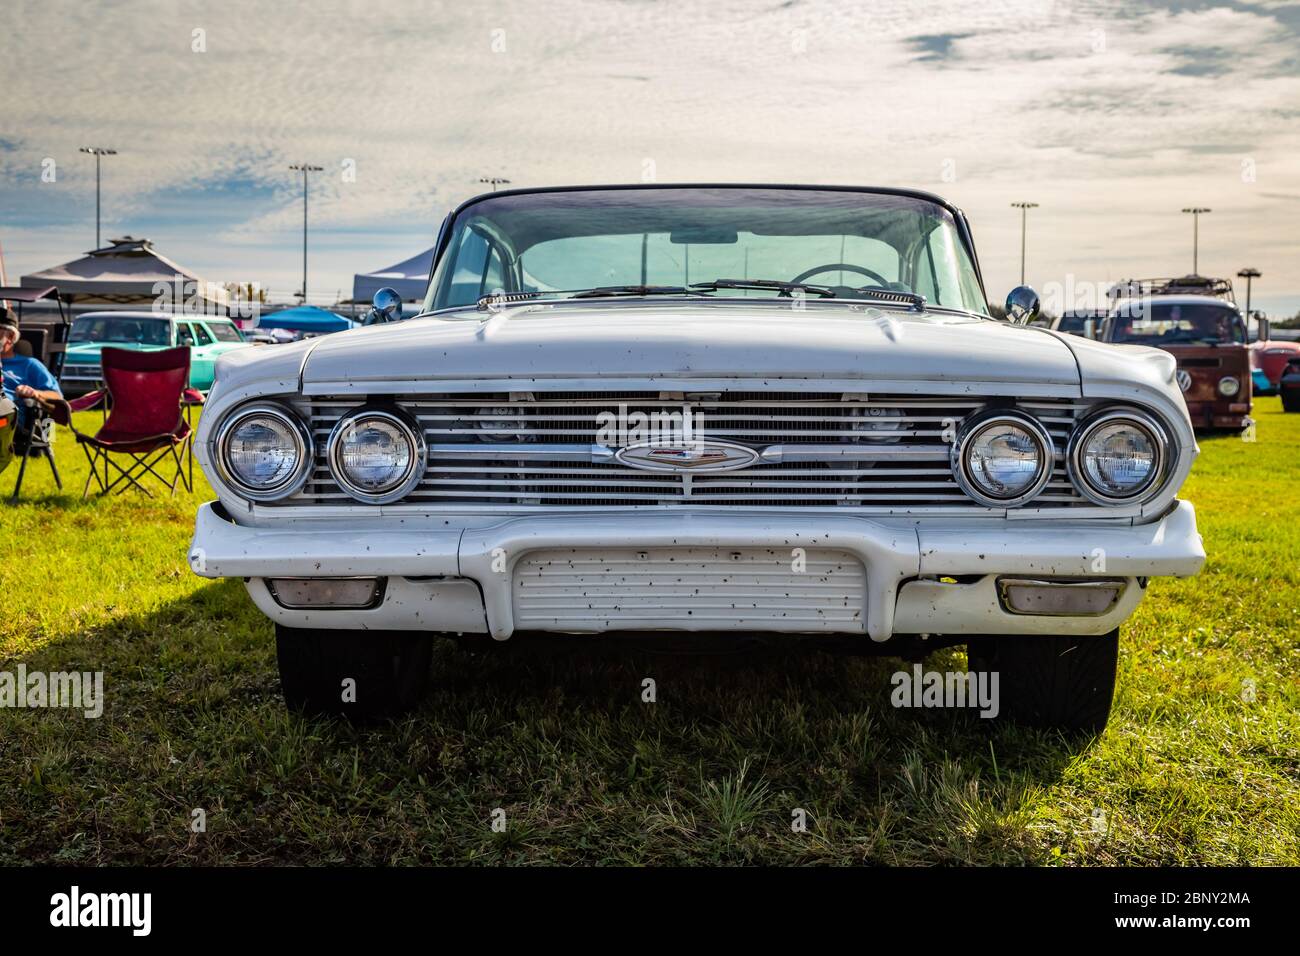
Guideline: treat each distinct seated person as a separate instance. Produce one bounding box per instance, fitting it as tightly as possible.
[0,307,63,432]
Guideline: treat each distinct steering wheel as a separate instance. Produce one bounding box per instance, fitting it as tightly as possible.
[790,262,891,288]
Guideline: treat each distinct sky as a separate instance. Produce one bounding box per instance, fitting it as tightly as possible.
[2,0,1298,315]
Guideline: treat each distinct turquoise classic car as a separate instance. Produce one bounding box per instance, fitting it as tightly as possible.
[60,311,253,397]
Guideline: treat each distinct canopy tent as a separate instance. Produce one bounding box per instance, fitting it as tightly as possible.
[20,236,228,310]
[352,247,433,303]
[0,284,65,317]
[255,305,356,334]
[0,285,71,375]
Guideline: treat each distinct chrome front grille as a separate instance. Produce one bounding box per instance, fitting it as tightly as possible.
[291,391,1090,511]
[62,363,103,380]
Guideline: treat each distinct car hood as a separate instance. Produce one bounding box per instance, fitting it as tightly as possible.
[298,302,1082,390]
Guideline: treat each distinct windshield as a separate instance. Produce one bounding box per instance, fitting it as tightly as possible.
[1110,303,1245,346]
[206,322,245,343]
[425,187,988,314]
[71,315,171,346]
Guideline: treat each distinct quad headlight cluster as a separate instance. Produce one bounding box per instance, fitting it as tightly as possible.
[952,405,1170,509]
[215,402,426,505]
[215,398,1170,510]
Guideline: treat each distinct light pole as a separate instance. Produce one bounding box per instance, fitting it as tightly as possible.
[479,177,511,192]
[289,164,323,301]
[1182,207,1211,275]
[1237,266,1260,326]
[1011,201,1038,285]
[79,146,117,249]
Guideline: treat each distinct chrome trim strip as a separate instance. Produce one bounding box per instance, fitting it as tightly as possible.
[424,442,952,464]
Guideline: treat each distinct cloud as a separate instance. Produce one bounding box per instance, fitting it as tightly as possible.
[1159,44,1234,76]
[0,0,1297,312]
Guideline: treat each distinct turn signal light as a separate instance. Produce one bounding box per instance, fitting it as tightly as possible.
[266,577,385,610]
[997,578,1125,616]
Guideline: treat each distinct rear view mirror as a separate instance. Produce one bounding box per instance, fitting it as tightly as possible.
[1004,286,1041,325]
[669,228,738,245]
[365,287,404,326]
[1258,317,1271,342]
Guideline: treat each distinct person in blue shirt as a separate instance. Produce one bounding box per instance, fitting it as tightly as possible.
[1,307,62,429]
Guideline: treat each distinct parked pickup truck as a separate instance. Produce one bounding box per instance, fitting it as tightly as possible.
[61,311,251,397]
[188,184,1205,733]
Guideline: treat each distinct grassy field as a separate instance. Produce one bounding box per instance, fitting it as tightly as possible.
[1,403,1297,866]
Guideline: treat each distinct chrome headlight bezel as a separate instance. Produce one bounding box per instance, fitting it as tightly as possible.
[1217,375,1241,397]
[326,406,426,505]
[951,410,1055,508]
[1067,407,1169,506]
[213,402,314,502]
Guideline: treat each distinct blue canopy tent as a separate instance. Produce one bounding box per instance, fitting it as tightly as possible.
[352,248,434,303]
[255,305,356,334]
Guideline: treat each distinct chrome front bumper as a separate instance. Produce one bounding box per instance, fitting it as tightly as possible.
[189,500,1205,641]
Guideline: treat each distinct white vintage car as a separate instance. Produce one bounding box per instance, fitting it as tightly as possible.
[189,185,1205,732]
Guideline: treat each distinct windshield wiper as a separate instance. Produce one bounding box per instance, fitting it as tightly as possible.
[692,278,926,310]
[475,285,706,310]
[571,284,700,298]
[692,278,839,298]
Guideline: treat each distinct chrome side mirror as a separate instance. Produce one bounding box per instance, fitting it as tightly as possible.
[1258,316,1271,343]
[365,287,403,326]
[1005,286,1041,325]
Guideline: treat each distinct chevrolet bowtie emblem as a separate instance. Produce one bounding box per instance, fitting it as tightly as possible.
[615,439,760,473]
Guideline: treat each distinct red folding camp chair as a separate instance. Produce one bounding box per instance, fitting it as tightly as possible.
[47,346,194,497]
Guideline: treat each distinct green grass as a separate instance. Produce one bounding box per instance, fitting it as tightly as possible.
[1,404,1297,865]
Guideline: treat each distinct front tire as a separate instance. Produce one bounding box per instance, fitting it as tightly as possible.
[275,625,433,719]
[966,630,1119,735]
[1282,389,1300,413]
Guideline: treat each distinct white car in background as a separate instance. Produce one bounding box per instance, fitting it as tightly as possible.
[189,185,1204,733]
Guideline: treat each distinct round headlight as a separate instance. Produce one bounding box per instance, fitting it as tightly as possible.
[1068,409,1167,505]
[952,412,1054,508]
[327,408,425,504]
[1217,376,1241,397]
[215,404,312,501]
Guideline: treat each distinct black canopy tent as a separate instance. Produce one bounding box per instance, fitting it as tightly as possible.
[20,236,228,310]
[0,285,70,376]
